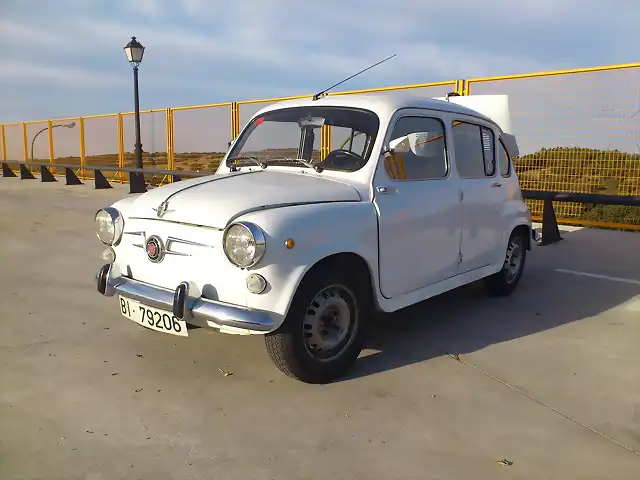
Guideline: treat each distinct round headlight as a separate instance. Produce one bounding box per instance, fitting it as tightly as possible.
[223,222,266,268]
[95,208,124,245]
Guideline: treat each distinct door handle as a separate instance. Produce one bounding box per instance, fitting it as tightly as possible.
[491,182,502,188]
[376,186,389,194]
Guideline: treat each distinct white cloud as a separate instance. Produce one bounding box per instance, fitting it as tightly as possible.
[73,19,233,59]
[390,43,561,79]
[0,0,618,90]
[0,60,124,87]
[1,0,639,139]
[179,0,209,19]
[0,19,71,48]
[133,0,166,19]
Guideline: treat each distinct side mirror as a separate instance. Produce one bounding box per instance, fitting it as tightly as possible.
[389,132,437,156]
[387,135,412,155]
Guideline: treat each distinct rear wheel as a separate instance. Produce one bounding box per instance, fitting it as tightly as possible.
[264,264,370,384]
[484,231,527,296]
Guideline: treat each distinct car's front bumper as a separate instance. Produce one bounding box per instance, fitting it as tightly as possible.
[95,263,276,334]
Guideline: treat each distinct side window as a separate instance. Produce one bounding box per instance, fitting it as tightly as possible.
[452,121,496,179]
[385,116,448,180]
[481,127,496,176]
[498,138,511,177]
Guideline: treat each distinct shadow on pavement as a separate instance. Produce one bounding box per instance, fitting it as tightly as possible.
[342,226,640,381]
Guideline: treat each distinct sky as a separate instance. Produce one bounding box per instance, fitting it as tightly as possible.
[1,0,640,160]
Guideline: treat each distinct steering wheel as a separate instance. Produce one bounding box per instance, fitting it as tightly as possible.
[321,149,364,170]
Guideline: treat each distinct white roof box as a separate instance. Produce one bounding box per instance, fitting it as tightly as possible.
[434,94,519,157]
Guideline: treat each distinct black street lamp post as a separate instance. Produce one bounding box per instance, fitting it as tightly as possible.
[123,36,145,171]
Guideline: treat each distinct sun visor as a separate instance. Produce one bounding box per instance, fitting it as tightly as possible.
[434,94,519,157]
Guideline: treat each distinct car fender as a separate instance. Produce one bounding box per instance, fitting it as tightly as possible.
[234,201,380,326]
[504,209,533,249]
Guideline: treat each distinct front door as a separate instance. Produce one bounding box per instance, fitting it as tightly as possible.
[374,113,461,299]
[450,119,503,273]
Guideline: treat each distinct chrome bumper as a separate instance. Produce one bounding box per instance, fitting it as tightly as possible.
[95,263,275,333]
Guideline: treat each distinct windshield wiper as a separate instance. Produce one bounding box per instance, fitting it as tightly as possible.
[229,155,323,173]
[275,157,324,173]
[227,155,267,169]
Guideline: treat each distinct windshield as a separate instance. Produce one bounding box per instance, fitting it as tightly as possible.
[226,106,380,172]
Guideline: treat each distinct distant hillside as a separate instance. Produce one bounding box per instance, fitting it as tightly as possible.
[514,147,640,226]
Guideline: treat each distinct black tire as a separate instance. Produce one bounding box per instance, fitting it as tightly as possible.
[264,263,371,384]
[484,231,527,296]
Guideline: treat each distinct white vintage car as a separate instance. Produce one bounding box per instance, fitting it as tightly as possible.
[95,92,534,383]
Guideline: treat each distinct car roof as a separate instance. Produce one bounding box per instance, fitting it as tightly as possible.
[253,92,497,127]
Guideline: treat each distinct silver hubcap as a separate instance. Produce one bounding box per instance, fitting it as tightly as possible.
[302,285,356,362]
[503,238,523,283]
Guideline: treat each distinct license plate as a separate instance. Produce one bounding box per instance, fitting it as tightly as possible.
[118,296,188,337]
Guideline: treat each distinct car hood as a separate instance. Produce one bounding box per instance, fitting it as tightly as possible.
[124,169,362,228]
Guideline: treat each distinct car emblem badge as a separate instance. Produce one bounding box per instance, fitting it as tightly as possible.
[153,200,172,218]
[145,235,165,263]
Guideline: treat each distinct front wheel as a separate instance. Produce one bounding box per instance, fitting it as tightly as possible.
[264,265,369,384]
[484,231,527,296]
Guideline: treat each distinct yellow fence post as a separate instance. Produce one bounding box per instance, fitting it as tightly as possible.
[323,125,333,160]
[21,122,28,163]
[170,109,175,175]
[457,80,468,96]
[171,109,175,173]
[237,102,242,138]
[165,109,170,181]
[0,125,6,161]
[320,125,329,160]
[117,113,124,183]
[230,102,236,140]
[237,103,241,138]
[230,102,241,139]
[166,108,174,182]
[47,119,55,174]
[165,109,170,172]
[79,117,86,179]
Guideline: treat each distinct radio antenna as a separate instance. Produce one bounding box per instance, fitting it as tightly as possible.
[312,54,397,101]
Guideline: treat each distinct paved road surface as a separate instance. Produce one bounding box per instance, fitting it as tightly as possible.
[1,179,639,480]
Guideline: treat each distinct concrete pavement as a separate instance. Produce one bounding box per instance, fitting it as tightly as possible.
[1,178,639,480]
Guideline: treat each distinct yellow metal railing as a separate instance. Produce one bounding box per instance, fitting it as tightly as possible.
[169,102,232,180]
[465,62,640,227]
[1,62,639,229]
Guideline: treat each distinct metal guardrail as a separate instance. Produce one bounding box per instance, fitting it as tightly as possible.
[2,160,638,246]
[0,160,209,194]
[521,190,640,245]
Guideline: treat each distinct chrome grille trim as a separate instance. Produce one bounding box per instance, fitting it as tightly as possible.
[124,231,215,257]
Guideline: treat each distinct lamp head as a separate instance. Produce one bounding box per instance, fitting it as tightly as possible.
[124,36,145,66]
